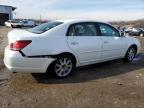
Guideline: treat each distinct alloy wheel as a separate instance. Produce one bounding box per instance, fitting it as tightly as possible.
[127,48,136,61]
[55,57,73,77]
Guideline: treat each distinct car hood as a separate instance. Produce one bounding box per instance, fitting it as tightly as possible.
[125,35,140,46]
[125,35,137,40]
[125,35,136,38]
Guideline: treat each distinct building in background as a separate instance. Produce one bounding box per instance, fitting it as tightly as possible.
[0,5,16,25]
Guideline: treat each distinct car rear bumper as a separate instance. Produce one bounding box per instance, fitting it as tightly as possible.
[4,47,56,73]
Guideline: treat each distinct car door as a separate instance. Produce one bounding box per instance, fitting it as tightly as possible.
[98,23,127,60]
[67,22,102,65]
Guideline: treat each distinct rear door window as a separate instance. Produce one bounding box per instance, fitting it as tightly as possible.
[68,23,98,36]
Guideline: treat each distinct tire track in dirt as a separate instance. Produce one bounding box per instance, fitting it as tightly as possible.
[0,59,11,87]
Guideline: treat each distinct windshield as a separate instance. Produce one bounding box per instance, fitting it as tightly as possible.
[27,21,63,34]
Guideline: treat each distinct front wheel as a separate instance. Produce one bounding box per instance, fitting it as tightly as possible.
[124,46,136,62]
[50,55,75,78]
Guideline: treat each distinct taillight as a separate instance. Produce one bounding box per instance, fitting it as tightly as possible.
[10,40,32,51]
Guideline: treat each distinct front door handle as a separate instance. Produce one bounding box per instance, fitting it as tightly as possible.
[71,42,79,45]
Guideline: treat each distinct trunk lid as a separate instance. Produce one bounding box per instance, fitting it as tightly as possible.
[7,29,38,44]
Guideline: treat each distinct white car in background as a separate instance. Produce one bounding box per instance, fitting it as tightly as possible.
[5,20,23,28]
[4,20,141,78]
[21,20,36,27]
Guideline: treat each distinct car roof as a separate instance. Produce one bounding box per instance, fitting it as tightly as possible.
[56,19,118,30]
[57,19,108,24]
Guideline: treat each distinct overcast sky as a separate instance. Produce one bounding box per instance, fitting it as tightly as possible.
[0,0,144,21]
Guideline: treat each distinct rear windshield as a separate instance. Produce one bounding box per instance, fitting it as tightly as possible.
[27,21,63,34]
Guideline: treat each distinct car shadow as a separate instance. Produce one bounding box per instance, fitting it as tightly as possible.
[32,53,144,84]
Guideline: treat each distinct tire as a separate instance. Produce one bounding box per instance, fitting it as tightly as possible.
[50,55,75,78]
[140,33,144,37]
[18,25,22,28]
[124,46,137,62]
[11,25,14,28]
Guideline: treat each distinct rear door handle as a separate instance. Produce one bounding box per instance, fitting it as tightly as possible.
[71,42,79,45]
[103,41,109,44]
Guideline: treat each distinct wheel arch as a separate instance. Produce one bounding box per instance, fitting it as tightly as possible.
[129,44,137,53]
[126,44,138,56]
[46,52,77,74]
[55,52,77,66]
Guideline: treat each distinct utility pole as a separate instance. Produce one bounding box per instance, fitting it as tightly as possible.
[40,15,42,22]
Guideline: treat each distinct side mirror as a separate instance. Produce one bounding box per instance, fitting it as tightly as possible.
[120,31,125,37]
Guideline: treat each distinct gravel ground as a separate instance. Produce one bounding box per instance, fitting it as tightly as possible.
[0,26,144,108]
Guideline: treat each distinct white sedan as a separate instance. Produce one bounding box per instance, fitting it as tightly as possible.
[5,20,23,28]
[4,20,141,78]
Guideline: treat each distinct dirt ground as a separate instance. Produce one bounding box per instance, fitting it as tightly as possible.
[0,26,144,108]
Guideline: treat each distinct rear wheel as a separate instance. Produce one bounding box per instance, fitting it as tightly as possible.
[50,55,75,78]
[124,46,136,62]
